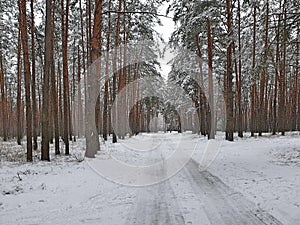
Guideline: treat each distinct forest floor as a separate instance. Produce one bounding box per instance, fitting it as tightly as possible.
[0,132,299,225]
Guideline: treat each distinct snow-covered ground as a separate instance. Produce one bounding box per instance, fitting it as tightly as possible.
[0,139,138,225]
[0,132,299,224]
[199,132,300,225]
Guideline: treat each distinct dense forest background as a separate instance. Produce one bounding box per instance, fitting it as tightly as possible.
[0,0,299,161]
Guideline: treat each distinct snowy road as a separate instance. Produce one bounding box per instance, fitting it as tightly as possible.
[124,159,283,225]
[125,176,185,225]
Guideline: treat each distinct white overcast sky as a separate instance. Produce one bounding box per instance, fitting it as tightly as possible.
[154,2,175,80]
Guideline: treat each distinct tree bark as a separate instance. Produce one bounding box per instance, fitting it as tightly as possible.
[272,11,281,135]
[17,27,22,145]
[0,50,7,142]
[251,5,257,137]
[62,0,70,154]
[41,0,52,161]
[103,0,112,141]
[225,0,234,141]
[85,0,103,157]
[51,6,59,154]
[79,0,85,137]
[19,0,33,161]
[237,0,243,138]
[207,19,214,139]
[112,0,123,143]
[279,1,287,135]
[195,34,207,136]
[258,0,269,136]
[31,0,38,150]
[297,24,300,130]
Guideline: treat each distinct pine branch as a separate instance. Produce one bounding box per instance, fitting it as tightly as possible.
[102,10,172,19]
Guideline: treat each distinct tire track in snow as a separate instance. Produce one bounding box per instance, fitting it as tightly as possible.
[182,159,284,225]
[124,179,185,225]
[125,159,284,225]
[124,134,284,225]
[124,135,185,225]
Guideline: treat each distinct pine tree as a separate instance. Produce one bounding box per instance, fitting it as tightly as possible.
[85,0,103,158]
[31,0,38,150]
[62,0,70,154]
[225,0,234,141]
[0,49,7,142]
[41,0,53,161]
[19,0,33,161]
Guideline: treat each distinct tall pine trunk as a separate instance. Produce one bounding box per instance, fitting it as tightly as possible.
[103,0,112,141]
[225,0,234,141]
[258,0,269,136]
[297,24,300,130]
[17,27,22,145]
[207,19,214,139]
[195,34,207,136]
[41,0,52,161]
[19,0,32,161]
[79,0,85,137]
[62,0,70,154]
[85,0,103,157]
[112,0,123,143]
[0,50,7,142]
[237,0,243,138]
[272,11,281,135]
[51,7,59,155]
[77,47,83,138]
[251,5,257,137]
[31,0,38,150]
[279,1,287,136]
